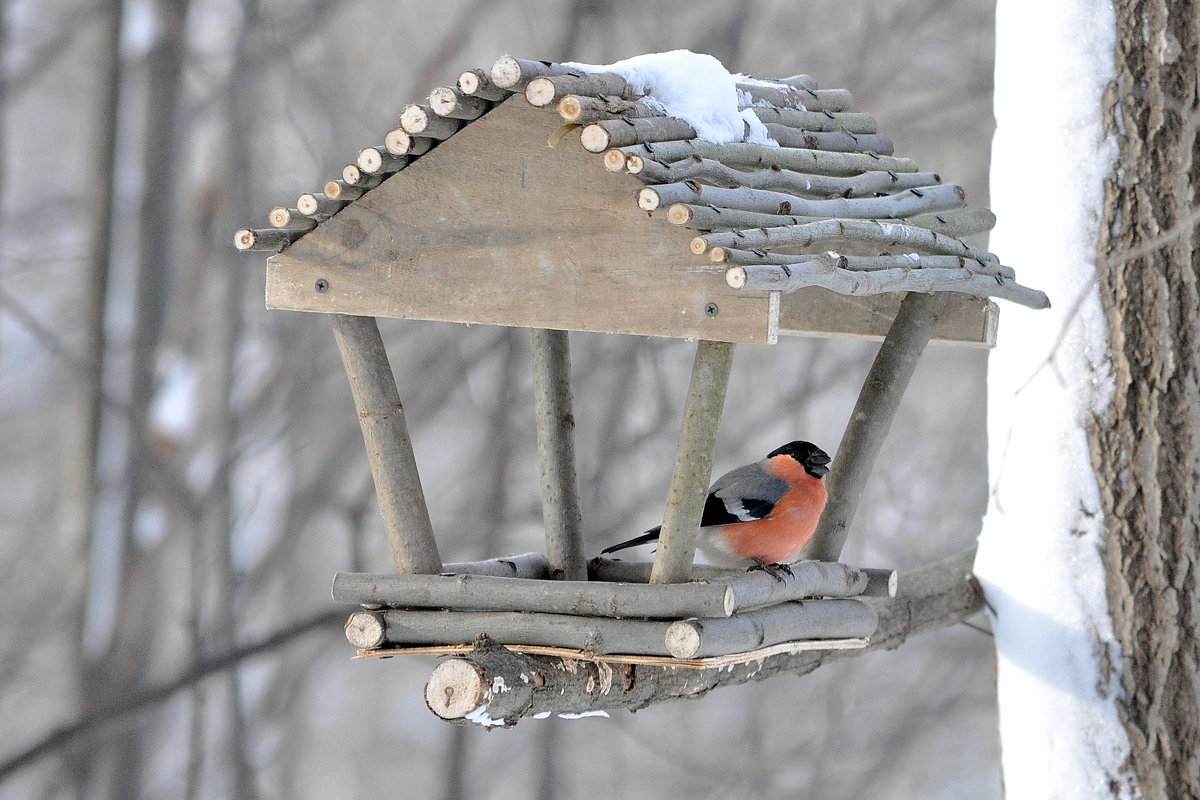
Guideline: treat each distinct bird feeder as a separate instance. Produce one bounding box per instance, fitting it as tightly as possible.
[236,52,1045,724]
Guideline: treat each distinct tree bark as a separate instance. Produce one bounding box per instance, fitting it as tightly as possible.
[1093,2,1200,795]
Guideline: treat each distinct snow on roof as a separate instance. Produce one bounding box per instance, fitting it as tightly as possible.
[235,51,1049,314]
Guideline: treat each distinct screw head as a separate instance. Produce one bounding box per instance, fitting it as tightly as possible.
[704,302,719,317]
[315,278,329,293]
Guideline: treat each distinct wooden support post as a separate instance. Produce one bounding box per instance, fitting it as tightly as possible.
[330,314,442,574]
[651,340,735,584]
[530,329,586,581]
[802,292,950,562]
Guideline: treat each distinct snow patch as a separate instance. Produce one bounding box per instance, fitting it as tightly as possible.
[464,705,506,728]
[566,50,777,145]
[556,710,610,720]
[491,676,509,694]
[976,1,1134,796]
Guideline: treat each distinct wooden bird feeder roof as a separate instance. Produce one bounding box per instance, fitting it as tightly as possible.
[237,55,1049,347]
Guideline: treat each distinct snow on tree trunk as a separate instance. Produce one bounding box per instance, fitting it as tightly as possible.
[975,1,1138,797]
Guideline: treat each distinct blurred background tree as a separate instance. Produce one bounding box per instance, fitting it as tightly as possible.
[0,1,999,797]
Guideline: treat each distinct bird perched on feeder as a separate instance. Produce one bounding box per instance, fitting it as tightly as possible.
[601,440,831,568]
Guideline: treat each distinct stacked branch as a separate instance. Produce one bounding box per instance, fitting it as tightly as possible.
[337,559,892,659]
[422,548,982,726]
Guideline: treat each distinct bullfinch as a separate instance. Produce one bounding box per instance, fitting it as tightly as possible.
[601,440,831,567]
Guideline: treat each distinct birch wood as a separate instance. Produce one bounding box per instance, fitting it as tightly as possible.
[428,87,491,120]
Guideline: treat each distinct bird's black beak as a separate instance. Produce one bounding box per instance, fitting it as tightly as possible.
[806,453,831,477]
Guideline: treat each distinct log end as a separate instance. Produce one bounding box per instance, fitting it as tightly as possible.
[428,87,458,116]
[726,267,748,290]
[400,104,430,133]
[425,658,490,720]
[579,123,611,153]
[234,228,257,251]
[625,153,645,174]
[666,204,693,226]
[525,76,556,107]
[357,147,384,174]
[268,206,292,228]
[490,56,522,89]
[709,246,729,262]
[344,611,387,649]
[384,127,411,156]
[558,95,584,123]
[296,192,321,217]
[690,235,711,256]
[636,187,661,211]
[664,619,703,659]
[601,148,627,172]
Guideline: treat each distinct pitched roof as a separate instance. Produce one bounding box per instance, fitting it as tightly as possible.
[236,53,1047,345]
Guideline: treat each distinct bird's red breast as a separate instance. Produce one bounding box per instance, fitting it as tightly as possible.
[700,453,828,564]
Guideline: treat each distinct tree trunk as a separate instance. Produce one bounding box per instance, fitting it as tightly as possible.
[1093,1,1200,795]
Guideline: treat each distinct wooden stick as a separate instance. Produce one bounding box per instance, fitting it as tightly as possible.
[341,164,384,188]
[530,329,586,581]
[526,72,633,107]
[441,553,552,579]
[581,117,697,152]
[457,68,511,101]
[726,258,1049,308]
[738,83,853,112]
[420,547,981,724]
[233,227,303,252]
[665,599,878,658]
[744,107,878,134]
[802,293,951,563]
[557,95,658,125]
[588,558,898,598]
[634,156,940,199]
[347,609,676,655]
[323,180,366,202]
[400,104,463,139]
[641,182,966,219]
[672,205,997,237]
[330,315,442,574]
[268,206,316,231]
[621,140,919,176]
[490,56,574,90]
[697,218,999,265]
[428,86,491,120]
[357,146,409,176]
[384,128,434,157]
[710,247,1014,279]
[333,572,736,618]
[296,192,346,219]
[762,125,894,155]
[651,340,735,584]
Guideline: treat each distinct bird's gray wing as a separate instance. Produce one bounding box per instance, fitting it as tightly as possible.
[702,461,789,525]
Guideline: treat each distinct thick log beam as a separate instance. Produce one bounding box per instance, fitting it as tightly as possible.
[422,547,983,725]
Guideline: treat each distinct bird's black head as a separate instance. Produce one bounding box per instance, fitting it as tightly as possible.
[767,440,831,478]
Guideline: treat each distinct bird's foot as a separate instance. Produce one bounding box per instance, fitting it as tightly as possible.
[748,561,794,583]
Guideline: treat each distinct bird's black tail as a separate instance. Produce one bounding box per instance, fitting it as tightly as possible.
[599,526,662,555]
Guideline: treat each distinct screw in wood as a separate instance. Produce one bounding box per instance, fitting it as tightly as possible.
[704,302,719,317]
[315,278,329,293]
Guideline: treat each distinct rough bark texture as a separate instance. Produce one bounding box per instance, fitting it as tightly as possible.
[1095,2,1200,796]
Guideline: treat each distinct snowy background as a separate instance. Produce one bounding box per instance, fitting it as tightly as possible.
[0,1,1003,798]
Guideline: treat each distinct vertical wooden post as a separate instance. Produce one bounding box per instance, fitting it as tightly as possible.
[530,329,587,581]
[650,340,736,584]
[330,314,442,574]
[803,292,949,563]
